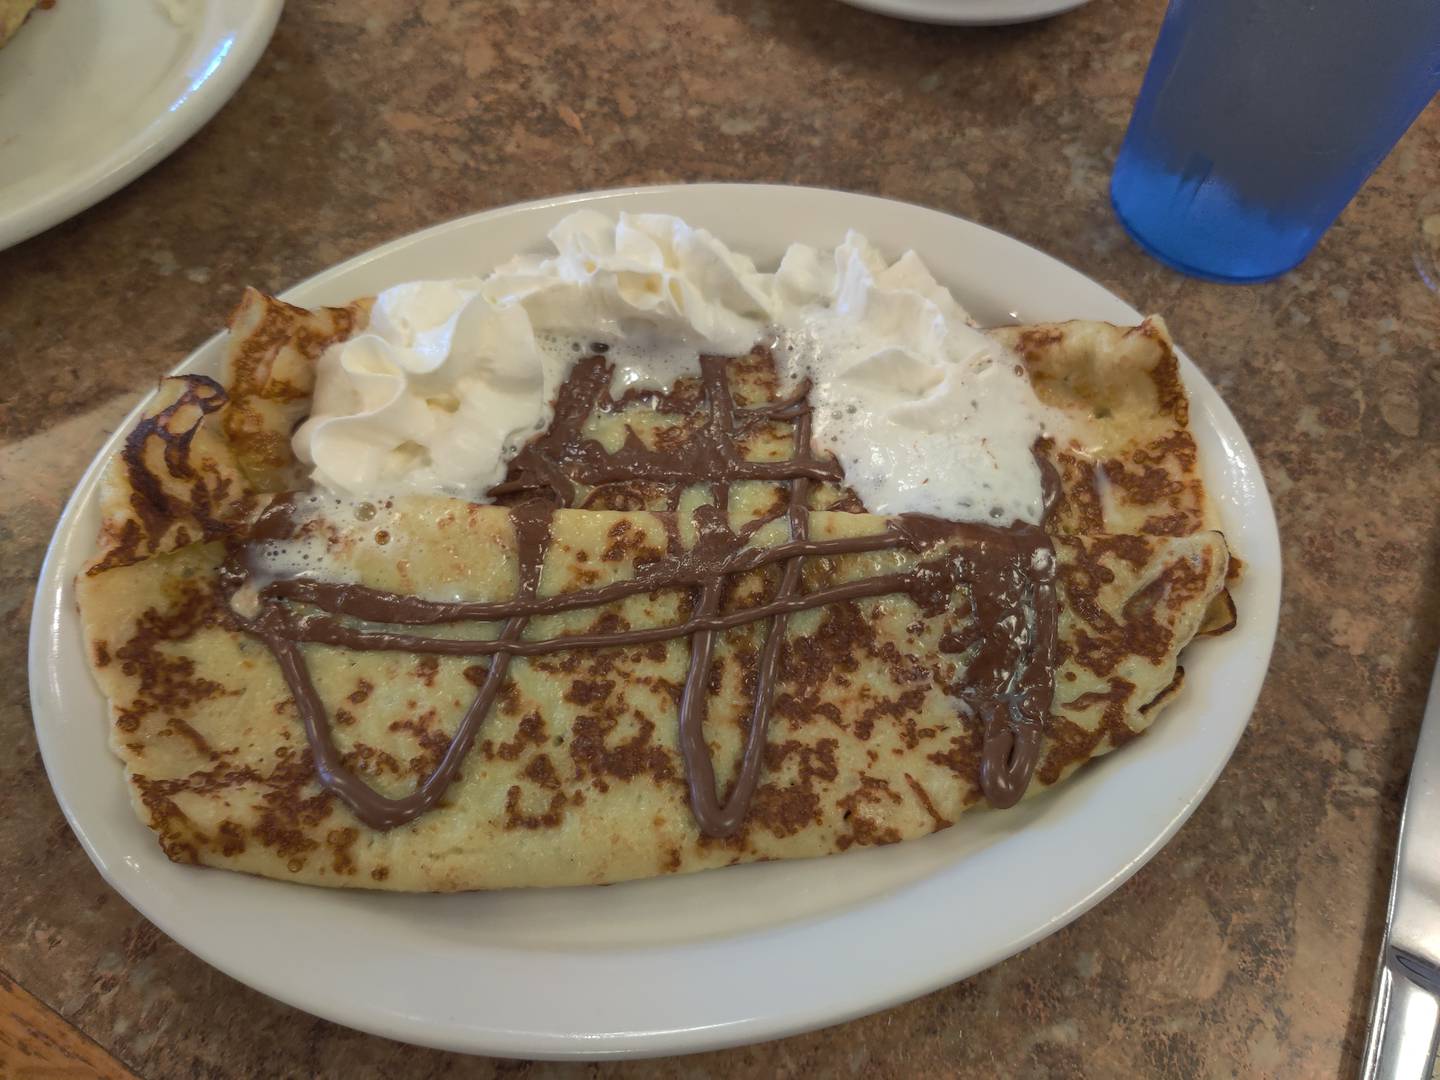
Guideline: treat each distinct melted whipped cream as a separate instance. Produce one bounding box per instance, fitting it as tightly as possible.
[774,233,1055,523]
[293,212,1061,525]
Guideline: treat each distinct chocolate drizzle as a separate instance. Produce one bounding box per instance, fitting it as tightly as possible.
[490,355,842,510]
[231,350,1059,836]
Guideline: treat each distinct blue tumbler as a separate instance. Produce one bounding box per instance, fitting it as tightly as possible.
[1111,0,1440,283]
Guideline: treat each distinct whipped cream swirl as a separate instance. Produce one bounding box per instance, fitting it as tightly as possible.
[293,211,1061,525]
[295,281,547,498]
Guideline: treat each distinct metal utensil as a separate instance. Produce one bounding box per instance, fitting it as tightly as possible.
[1361,653,1440,1079]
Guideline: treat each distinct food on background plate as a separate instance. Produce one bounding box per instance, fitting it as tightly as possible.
[76,213,1237,890]
[0,0,48,49]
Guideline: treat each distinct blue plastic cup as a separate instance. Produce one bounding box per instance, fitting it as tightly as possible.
[1111,0,1440,283]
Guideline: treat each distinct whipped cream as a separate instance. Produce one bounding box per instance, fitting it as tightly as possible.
[293,212,1061,525]
[773,233,1055,523]
[482,210,774,390]
[295,281,548,498]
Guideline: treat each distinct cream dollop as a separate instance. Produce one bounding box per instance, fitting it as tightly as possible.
[293,281,548,498]
[294,212,1060,525]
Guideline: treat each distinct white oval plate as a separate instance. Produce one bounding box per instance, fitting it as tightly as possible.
[0,0,283,252]
[30,185,1281,1060]
[836,0,1092,26]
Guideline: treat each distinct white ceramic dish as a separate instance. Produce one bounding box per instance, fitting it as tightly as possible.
[837,0,1091,25]
[30,184,1281,1060]
[0,0,283,252]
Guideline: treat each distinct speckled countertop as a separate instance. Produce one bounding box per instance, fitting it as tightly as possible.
[3,1,1438,1076]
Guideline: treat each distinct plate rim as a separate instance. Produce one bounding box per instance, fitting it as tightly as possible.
[28,182,1282,1060]
[0,0,285,253]
[834,0,1093,27]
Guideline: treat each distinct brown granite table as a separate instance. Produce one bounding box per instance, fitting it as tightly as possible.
[3,1,1438,1076]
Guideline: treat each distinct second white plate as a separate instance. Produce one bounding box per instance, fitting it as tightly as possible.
[0,0,283,252]
[836,0,1093,26]
[30,184,1281,1059]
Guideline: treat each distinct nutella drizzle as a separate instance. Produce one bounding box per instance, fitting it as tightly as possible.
[231,351,1059,835]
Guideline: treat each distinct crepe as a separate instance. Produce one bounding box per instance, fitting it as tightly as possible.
[994,318,1241,634]
[76,292,1237,891]
[87,291,369,577]
[79,496,1227,889]
[220,288,371,493]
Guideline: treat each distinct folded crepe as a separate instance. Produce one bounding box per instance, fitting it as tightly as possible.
[76,290,1236,891]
